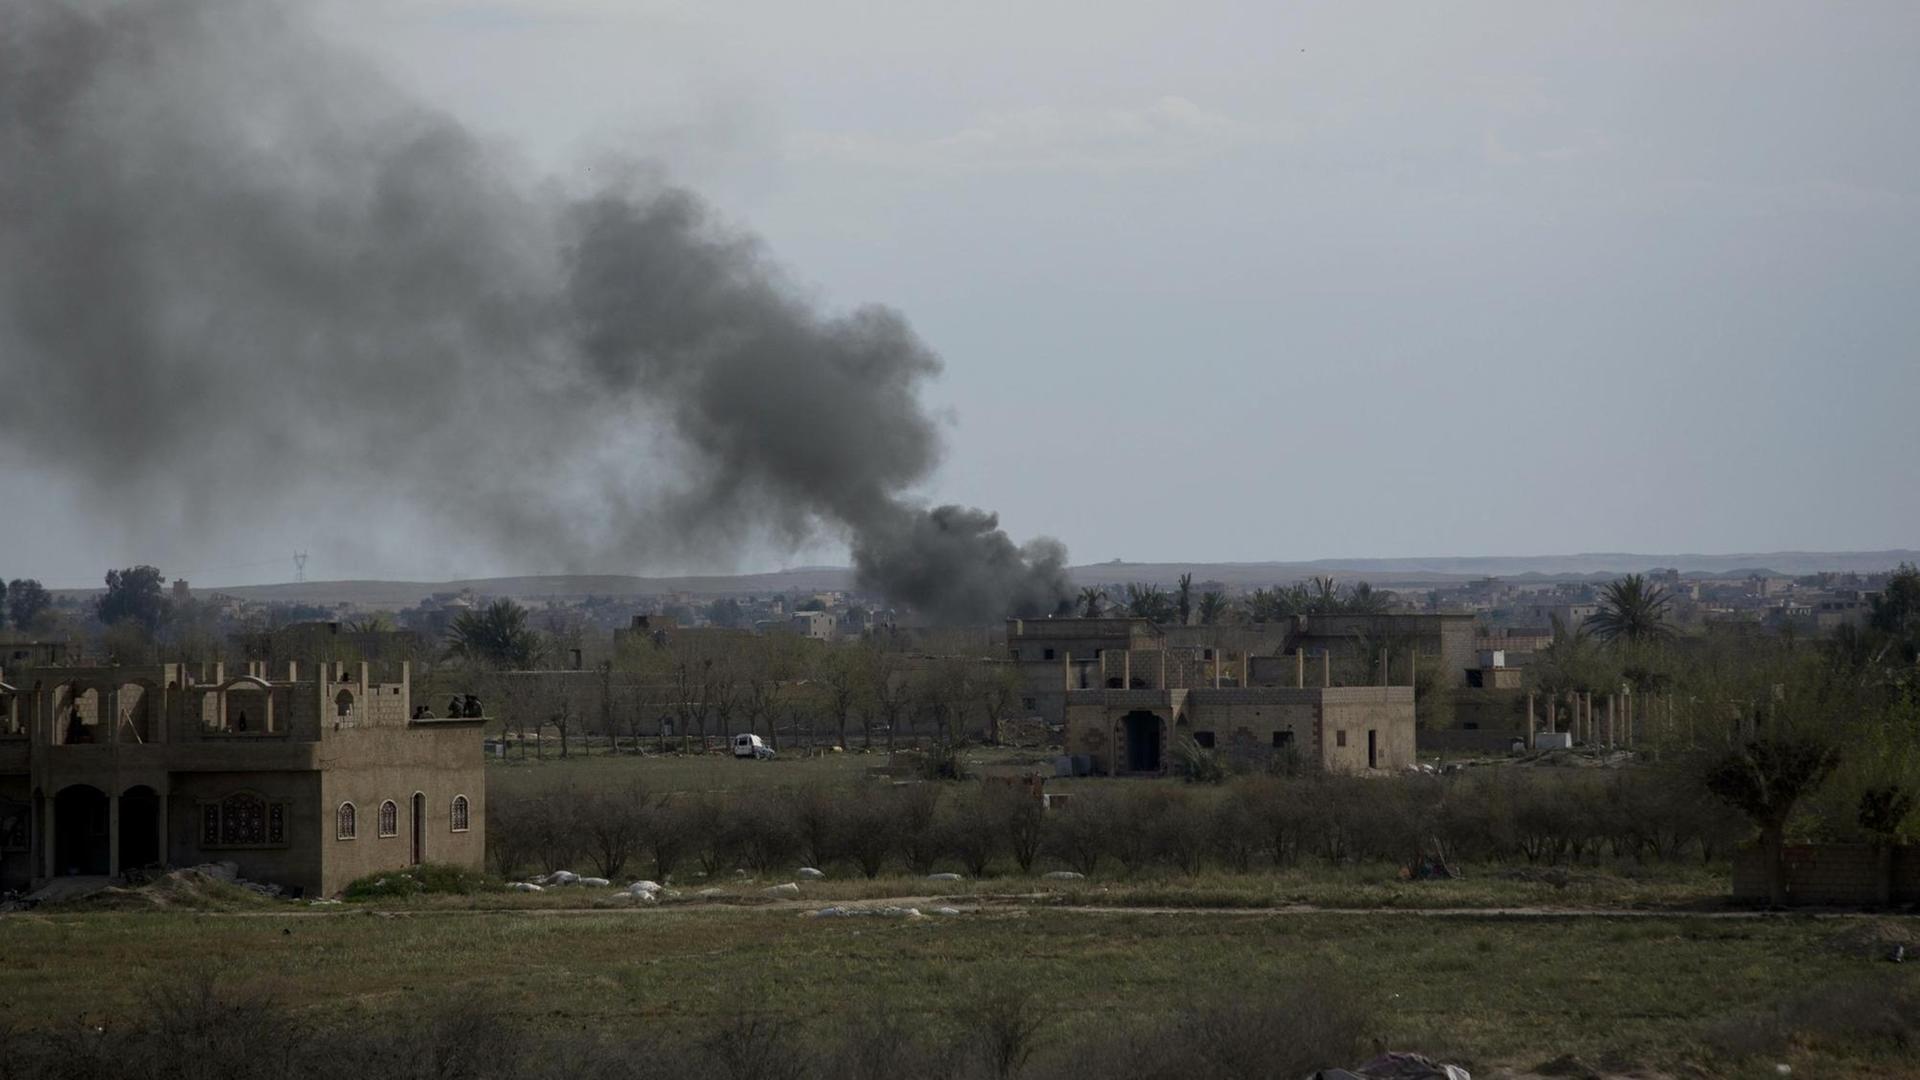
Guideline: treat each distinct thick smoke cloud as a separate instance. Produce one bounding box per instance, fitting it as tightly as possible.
[0,0,1070,622]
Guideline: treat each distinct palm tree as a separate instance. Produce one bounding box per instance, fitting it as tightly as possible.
[1343,581,1389,615]
[1197,591,1232,625]
[447,599,543,668]
[1124,583,1175,623]
[1590,574,1676,646]
[1176,573,1194,626]
[1077,586,1107,618]
[1306,575,1343,614]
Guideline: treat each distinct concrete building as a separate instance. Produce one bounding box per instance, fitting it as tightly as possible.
[787,610,837,640]
[1006,618,1415,776]
[0,660,485,897]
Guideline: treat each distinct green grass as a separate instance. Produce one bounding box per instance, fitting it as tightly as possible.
[0,905,1913,1077]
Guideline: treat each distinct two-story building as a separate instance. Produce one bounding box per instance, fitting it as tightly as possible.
[0,660,485,897]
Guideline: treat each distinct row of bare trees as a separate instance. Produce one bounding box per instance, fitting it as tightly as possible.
[488,767,1754,885]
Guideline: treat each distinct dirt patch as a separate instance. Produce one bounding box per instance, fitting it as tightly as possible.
[1822,918,1920,960]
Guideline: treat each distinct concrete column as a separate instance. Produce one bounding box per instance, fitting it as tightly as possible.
[156,793,169,868]
[108,794,120,878]
[1322,652,1331,688]
[1380,648,1389,687]
[1062,652,1072,693]
[1545,699,1555,734]
[1526,691,1537,749]
[1122,650,1132,689]
[1606,696,1616,747]
[39,795,53,879]
[1295,651,1304,689]
[1240,652,1251,689]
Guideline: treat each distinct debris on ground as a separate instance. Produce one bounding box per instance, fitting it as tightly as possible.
[1510,750,1637,770]
[797,867,825,879]
[1312,1051,1471,1079]
[927,872,963,881]
[39,866,278,911]
[807,905,924,919]
[1043,871,1084,881]
[763,882,801,898]
[1399,858,1459,881]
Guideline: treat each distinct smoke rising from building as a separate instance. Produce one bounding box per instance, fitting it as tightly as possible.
[0,0,1069,621]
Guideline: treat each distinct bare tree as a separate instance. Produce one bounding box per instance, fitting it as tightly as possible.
[817,647,868,750]
[861,645,913,752]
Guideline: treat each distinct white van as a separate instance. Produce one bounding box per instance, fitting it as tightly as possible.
[732,733,775,760]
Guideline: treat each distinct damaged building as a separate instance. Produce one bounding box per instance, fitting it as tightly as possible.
[0,660,485,897]
[1007,618,1416,775]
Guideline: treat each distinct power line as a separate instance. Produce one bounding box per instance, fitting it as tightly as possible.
[293,551,308,584]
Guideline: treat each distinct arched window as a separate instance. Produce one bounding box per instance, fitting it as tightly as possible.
[450,795,470,833]
[335,689,356,721]
[378,800,398,838]
[336,802,357,840]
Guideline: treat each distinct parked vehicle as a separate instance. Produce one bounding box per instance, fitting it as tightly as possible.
[732,733,775,760]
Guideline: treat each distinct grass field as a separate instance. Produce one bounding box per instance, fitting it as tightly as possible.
[486,742,1060,799]
[326,862,1731,914]
[2,904,1915,1078]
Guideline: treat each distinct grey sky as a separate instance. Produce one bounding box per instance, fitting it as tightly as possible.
[6,1,1917,588]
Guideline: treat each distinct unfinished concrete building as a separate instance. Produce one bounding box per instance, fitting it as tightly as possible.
[0,660,485,897]
[1007,618,1415,775]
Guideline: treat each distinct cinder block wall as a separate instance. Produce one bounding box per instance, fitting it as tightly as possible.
[1731,844,1917,905]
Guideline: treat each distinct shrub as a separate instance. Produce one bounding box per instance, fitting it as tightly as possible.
[645,795,695,883]
[343,863,490,900]
[842,786,901,879]
[893,783,945,875]
[579,783,648,879]
[942,786,1004,878]
[1044,792,1113,876]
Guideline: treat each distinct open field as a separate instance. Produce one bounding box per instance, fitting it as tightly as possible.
[2,904,1916,1077]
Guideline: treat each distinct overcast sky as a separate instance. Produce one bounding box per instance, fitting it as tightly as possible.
[8,1,1918,588]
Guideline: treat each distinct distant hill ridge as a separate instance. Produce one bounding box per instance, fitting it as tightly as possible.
[68,549,1914,607]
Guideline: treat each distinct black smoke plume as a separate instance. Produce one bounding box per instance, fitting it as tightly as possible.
[0,0,1069,622]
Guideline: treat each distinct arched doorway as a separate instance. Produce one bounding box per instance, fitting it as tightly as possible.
[54,785,110,876]
[410,792,426,865]
[119,786,161,870]
[1122,711,1165,773]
